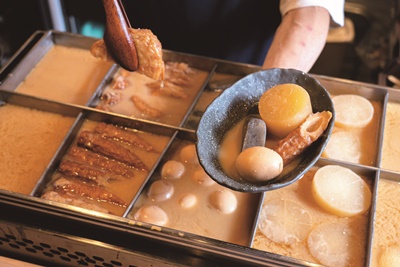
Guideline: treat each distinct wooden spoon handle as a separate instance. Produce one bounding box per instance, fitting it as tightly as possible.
[103,0,138,71]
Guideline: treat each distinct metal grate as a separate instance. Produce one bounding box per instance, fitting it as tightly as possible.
[0,220,180,267]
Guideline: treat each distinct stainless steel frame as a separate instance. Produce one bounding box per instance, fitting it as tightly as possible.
[1,30,399,267]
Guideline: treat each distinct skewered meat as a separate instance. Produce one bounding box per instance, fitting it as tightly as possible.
[95,122,157,152]
[67,146,135,178]
[77,131,149,171]
[53,177,127,207]
[58,160,123,185]
[42,191,111,214]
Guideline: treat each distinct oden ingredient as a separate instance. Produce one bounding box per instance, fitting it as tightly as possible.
[258,198,312,245]
[91,28,164,81]
[274,111,332,165]
[372,179,400,267]
[312,165,372,217]
[322,131,361,163]
[332,94,374,128]
[235,146,283,182]
[307,220,366,267]
[258,83,312,138]
[134,205,168,226]
[378,246,400,267]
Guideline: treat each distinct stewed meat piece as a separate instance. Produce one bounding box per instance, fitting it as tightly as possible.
[67,146,136,178]
[77,131,149,171]
[95,122,157,152]
[53,177,127,207]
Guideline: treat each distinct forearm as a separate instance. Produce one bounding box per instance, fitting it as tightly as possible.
[262,6,330,72]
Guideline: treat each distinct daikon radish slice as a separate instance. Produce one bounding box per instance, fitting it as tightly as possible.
[258,83,312,138]
[322,131,361,163]
[258,198,312,245]
[332,94,374,128]
[307,221,354,267]
[379,246,400,267]
[312,165,371,217]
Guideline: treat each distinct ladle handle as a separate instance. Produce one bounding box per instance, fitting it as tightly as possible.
[102,0,138,71]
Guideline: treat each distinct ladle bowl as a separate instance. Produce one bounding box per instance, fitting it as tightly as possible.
[196,68,335,193]
[102,0,138,71]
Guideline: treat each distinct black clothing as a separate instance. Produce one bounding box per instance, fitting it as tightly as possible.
[123,0,281,65]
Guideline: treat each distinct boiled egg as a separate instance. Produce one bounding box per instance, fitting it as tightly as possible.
[209,189,237,214]
[161,160,185,179]
[235,146,283,182]
[133,205,168,226]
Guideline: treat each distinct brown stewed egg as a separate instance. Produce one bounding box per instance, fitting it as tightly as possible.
[235,146,283,182]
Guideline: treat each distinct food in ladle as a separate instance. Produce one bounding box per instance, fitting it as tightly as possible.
[235,146,283,182]
[312,165,372,217]
[332,94,374,128]
[241,116,267,151]
[258,83,312,138]
[219,109,331,182]
[91,28,164,81]
[274,111,332,165]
